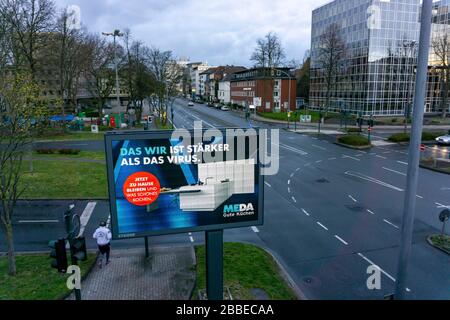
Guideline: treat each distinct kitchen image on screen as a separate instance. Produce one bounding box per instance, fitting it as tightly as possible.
[178,159,255,212]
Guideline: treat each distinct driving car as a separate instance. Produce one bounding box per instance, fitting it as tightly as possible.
[435,133,450,145]
[221,105,230,111]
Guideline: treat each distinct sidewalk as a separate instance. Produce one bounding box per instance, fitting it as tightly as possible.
[252,113,450,130]
[68,246,196,300]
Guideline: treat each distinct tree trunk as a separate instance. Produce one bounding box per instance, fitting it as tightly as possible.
[5,223,16,276]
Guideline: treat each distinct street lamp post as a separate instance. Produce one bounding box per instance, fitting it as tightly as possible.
[395,0,433,300]
[102,30,124,110]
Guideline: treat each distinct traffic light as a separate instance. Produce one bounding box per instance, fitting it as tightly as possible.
[49,238,68,273]
[70,236,87,263]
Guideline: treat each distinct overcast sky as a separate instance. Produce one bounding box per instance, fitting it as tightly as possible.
[56,0,330,67]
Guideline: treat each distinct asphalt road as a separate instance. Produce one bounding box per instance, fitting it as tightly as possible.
[1,98,449,300]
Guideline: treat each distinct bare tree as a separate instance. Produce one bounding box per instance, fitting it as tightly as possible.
[84,34,116,115]
[250,32,286,69]
[121,29,155,122]
[0,0,55,79]
[432,33,450,118]
[146,48,183,125]
[0,73,47,276]
[316,23,346,114]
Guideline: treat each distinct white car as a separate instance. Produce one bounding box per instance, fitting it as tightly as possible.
[435,134,450,145]
[221,106,230,111]
[188,102,194,107]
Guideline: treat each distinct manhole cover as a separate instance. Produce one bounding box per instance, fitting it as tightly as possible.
[316,178,330,183]
[346,205,365,212]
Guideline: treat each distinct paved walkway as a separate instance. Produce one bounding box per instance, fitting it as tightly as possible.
[68,246,196,300]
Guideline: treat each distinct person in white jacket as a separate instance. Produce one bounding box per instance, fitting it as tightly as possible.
[93,221,112,267]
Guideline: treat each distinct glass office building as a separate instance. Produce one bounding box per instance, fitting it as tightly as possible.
[310,0,450,116]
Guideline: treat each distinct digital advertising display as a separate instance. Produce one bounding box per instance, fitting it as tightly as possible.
[104,128,264,239]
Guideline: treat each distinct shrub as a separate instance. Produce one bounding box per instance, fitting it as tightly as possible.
[422,131,446,141]
[346,128,361,133]
[338,135,370,146]
[388,133,410,142]
[36,149,57,154]
[391,118,398,123]
[58,149,80,155]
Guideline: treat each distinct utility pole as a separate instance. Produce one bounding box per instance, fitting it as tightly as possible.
[395,0,433,300]
[102,30,124,110]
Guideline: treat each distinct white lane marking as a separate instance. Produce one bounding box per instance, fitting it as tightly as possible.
[315,160,322,163]
[78,201,97,237]
[357,253,395,282]
[416,195,423,199]
[358,151,367,154]
[288,187,291,193]
[301,208,310,216]
[397,161,408,165]
[348,195,358,203]
[369,153,377,156]
[376,155,387,159]
[18,220,59,223]
[356,154,364,157]
[334,235,348,245]
[251,226,260,233]
[288,180,291,185]
[291,197,297,203]
[383,151,391,154]
[383,219,399,229]
[264,182,272,188]
[383,167,406,176]
[366,209,375,215]
[342,155,361,161]
[316,222,328,231]
[436,203,450,208]
[189,236,194,243]
[279,143,308,156]
[357,253,410,292]
[328,157,337,160]
[345,171,404,192]
[290,173,295,178]
[312,144,327,151]
[182,109,214,128]
[296,168,301,172]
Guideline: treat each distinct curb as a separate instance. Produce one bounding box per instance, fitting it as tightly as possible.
[334,142,373,150]
[419,164,450,175]
[426,235,450,255]
[260,246,308,300]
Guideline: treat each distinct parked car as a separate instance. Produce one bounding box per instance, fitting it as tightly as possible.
[188,101,194,107]
[221,106,230,111]
[435,133,450,145]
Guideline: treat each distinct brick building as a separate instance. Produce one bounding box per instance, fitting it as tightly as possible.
[230,67,297,113]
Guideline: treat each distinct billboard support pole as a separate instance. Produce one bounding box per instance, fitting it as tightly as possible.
[145,236,149,258]
[206,229,223,300]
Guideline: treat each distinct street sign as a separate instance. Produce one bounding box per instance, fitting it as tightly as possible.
[300,115,312,123]
[91,125,99,133]
[104,129,264,239]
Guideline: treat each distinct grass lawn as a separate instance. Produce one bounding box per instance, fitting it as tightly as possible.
[194,243,296,300]
[429,235,450,254]
[0,253,95,300]
[258,110,346,123]
[154,118,171,130]
[20,160,107,199]
[32,150,105,161]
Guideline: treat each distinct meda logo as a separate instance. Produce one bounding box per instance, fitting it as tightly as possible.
[223,203,254,216]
